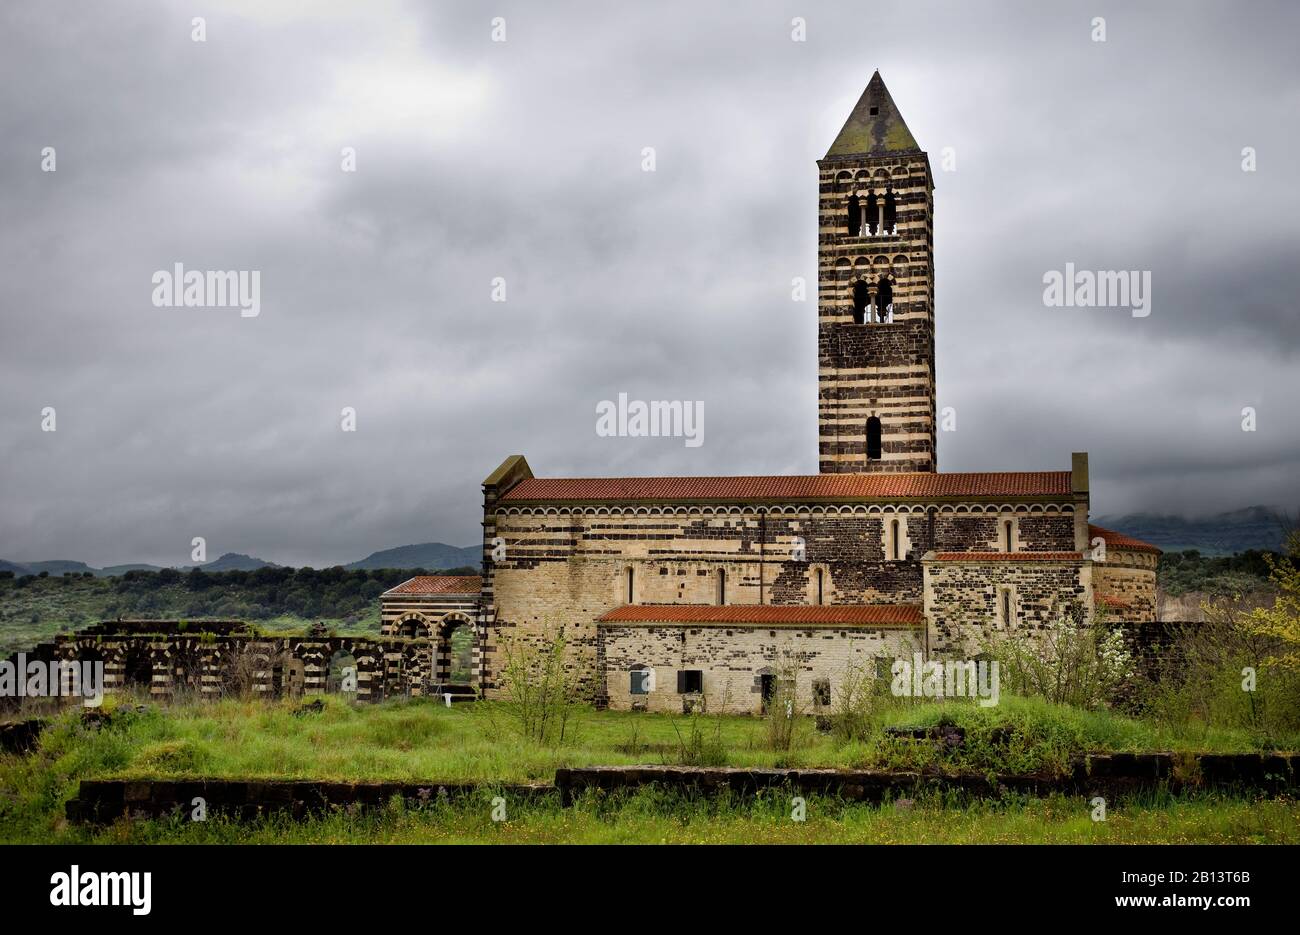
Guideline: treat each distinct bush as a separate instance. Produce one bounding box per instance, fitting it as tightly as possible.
[494,624,584,746]
[670,713,728,767]
[1139,591,1300,744]
[983,611,1133,710]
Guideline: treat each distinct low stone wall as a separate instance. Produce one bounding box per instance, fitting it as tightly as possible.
[66,753,1300,822]
[555,755,1299,804]
[68,778,552,823]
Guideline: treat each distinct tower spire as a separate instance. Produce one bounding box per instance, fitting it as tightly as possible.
[825,70,920,158]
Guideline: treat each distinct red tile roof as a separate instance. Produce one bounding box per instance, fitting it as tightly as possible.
[1089,524,1162,554]
[598,604,924,626]
[383,575,481,596]
[500,472,1072,503]
[931,552,1082,561]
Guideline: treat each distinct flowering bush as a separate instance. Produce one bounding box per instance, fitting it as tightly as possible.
[983,611,1133,709]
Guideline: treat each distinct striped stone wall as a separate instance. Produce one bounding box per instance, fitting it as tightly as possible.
[817,151,936,474]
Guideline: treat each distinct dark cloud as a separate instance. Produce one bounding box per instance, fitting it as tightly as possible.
[1,0,1297,567]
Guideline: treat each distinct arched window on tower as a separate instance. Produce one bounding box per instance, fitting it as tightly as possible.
[866,416,883,461]
[815,568,825,605]
[864,191,879,235]
[626,567,635,604]
[884,188,898,235]
[851,280,869,325]
[716,569,726,605]
[891,519,901,561]
[846,194,861,235]
[876,275,894,322]
[1003,520,1014,553]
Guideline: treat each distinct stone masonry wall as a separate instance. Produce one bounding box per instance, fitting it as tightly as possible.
[923,557,1091,655]
[484,502,1080,697]
[818,150,936,473]
[1093,549,1158,625]
[599,622,922,714]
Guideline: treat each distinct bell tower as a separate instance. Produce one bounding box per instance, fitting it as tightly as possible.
[817,72,936,474]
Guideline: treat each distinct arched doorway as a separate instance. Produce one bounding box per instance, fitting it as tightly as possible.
[395,614,431,640]
[121,644,153,698]
[435,614,477,693]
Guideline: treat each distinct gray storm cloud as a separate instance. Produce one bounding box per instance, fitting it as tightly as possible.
[1,0,1297,567]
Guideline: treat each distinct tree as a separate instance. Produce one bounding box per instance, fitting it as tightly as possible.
[1241,530,1300,670]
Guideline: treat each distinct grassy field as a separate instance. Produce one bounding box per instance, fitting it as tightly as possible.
[27,790,1300,845]
[2,694,1297,844]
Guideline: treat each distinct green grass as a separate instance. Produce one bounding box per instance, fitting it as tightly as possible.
[2,693,1298,843]
[10,789,1300,845]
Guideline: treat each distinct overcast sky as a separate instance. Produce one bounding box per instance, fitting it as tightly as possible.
[2,0,1297,568]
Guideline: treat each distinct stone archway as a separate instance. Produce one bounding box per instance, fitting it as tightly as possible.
[435,613,477,692]
[393,612,432,640]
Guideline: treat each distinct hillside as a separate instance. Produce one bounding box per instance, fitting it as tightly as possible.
[1094,506,1294,556]
[344,542,479,571]
[0,566,472,654]
[0,542,478,577]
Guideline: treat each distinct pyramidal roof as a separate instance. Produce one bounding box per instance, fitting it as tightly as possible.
[825,71,921,158]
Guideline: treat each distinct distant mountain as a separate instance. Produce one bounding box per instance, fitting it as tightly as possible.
[198,552,277,572]
[345,542,479,571]
[1,542,478,577]
[19,560,96,576]
[98,563,163,576]
[1093,506,1294,556]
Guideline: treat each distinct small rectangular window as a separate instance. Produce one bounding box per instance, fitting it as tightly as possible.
[812,678,831,706]
[630,669,649,694]
[677,669,703,694]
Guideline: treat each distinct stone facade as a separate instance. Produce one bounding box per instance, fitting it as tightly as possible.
[2,620,445,711]
[1091,544,1159,625]
[599,619,920,715]
[379,575,481,686]
[922,554,1091,656]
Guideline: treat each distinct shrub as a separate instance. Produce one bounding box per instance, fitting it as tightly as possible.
[670,713,728,767]
[494,624,584,745]
[983,612,1133,710]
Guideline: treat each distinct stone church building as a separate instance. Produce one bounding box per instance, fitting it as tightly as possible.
[392,73,1160,714]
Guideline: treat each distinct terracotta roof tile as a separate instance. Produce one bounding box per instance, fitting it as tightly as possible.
[500,471,1072,503]
[1089,524,1162,555]
[931,552,1082,561]
[598,604,923,626]
[383,575,481,596]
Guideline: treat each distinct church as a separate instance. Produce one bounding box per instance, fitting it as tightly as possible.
[388,73,1160,713]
